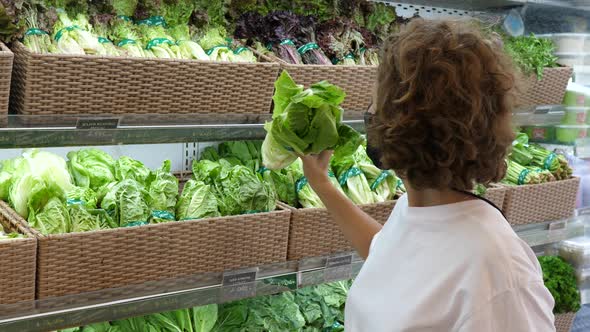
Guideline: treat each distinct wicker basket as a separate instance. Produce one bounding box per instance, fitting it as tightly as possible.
[0,201,36,305]
[483,186,506,211]
[554,312,575,332]
[0,43,12,118]
[9,42,280,116]
[257,51,376,114]
[284,201,394,261]
[518,67,573,107]
[502,177,580,225]
[1,201,290,299]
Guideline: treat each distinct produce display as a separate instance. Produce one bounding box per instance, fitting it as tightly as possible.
[0,0,409,66]
[60,280,350,332]
[538,256,581,314]
[505,133,573,185]
[0,147,277,234]
[503,33,559,79]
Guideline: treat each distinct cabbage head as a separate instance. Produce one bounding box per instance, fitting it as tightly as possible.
[176,179,220,220]
[67,148,116,192]
[29,197,70,235]
[262,71,351,170]
[101,179,150,227]
[147,160,179,217]
[115,156,151,186]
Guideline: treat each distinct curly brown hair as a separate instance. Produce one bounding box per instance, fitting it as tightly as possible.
[371,19,517,191]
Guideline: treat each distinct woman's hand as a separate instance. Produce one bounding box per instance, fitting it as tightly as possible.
[300,150,333,191]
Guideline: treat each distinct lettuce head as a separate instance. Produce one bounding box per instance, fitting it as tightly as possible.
[67,148,116,192]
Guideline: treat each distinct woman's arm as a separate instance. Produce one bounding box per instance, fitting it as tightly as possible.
[301,151,383,259]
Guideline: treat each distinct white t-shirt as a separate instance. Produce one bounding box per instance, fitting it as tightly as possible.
[345,194,556,332]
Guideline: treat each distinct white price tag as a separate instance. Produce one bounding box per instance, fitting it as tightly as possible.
[220,267,258,302]
[324,254,353,282]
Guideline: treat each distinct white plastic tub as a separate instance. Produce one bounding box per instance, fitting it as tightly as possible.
[574,65,590,86]
[539,33,588,53]
[559,235,590,269]
[556,52,587,67]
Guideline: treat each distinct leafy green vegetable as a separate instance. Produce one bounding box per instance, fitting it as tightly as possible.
[114,156,152,186]
[101,179,150,227]
[505,34,558,79]
[67,148,116,192]
[538,256,581,314]
[68,203,107,232]
[263,71,356,170]
[67,186,98,208]
[29,197,70,235]
[147,160,179,217]
[175,179,220,220]
[331,150,375,205]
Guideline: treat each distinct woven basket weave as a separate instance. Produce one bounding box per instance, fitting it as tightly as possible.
[502,177,580,225]
[518,67,573,107]
[0,43,12,119]
[284,201,394,261]
[3,201,289,298]
[10,42,279,116]
[554,312,575,332]
[0,201,36,304]
[483,186,506,211]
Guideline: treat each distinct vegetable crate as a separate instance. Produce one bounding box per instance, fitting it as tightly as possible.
[502,177,580,225]
[0,43,13,126]
[483,186,506,211]
[518,67,573,107]
[259,53,376,113]
[9,42,280,118]
[2,202,290,299]
[0,201,36,305]
[283,201,395,261]
[554,312,576,332]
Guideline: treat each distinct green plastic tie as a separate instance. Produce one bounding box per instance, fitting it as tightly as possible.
[359,47,367,53]
[124,221,149,227]
[146,38,174,50]
[280,39,295,46]
[117,39,137,47]
[297,42,319,55]
[296,176,308,193]
[136,16,167,27]
[66,199,85,206]
[98,37,111,44]
[55,25,81,42]
[517,168,531,185]
[25,28,48,36]
[338,167,362,186]
[328,170,335,178]
[206,45,230,56]
[344,53,355,59]
[257,166,269,174]
[151,210,175,221]
[233,47,248,55]
[396,178,403,190]
[370,170,391,191]
[543,152,557,170]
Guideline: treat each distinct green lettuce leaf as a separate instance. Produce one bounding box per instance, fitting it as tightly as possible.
[101,179,150,227]
[67,148,116,192]
[29,197,70,235]
[175,179,220,220]
[114,156,151,186]
[147,160,179,217]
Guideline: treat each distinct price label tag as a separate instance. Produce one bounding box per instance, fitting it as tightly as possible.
[76,118,120,129]
[578,207,590,216]
[220,268,258,303]
[324,254,353,282]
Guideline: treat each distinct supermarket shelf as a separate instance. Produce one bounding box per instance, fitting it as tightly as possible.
[0,115,365,148]
[0,107,559,148]
[380,0,590,11]
[0,220,581,332]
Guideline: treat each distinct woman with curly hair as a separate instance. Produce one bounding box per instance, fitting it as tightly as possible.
[301,19,556,331]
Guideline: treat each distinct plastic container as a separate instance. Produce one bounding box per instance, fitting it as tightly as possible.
[556,53,587,67]
[539,34,589,53]
[559,235,590,269]
[574,65,590,86]
[562,106,589,124]
[522,125,555,142]
[556,124,588,143]
[563,82,590,106]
